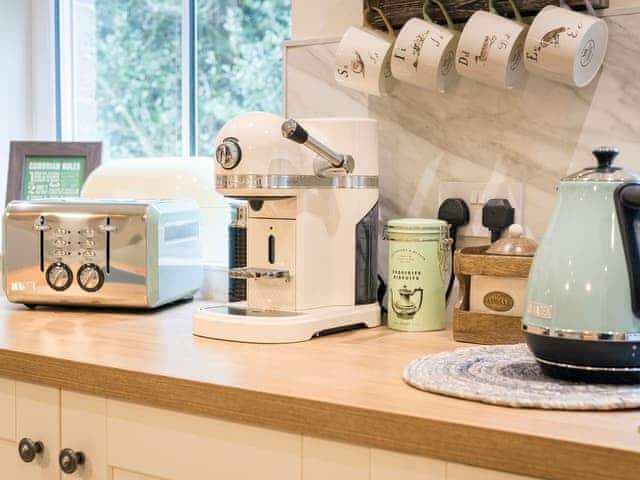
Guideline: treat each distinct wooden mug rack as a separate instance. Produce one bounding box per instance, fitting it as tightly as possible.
[366,0,609,29]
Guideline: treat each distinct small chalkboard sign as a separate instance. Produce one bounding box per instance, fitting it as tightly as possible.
[6,142,102,205]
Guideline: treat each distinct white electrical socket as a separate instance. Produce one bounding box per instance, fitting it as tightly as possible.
[438,182,525,238]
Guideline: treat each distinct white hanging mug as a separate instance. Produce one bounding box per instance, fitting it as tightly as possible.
[455,0,528,89]
[524,1,608,87]
[334,6,397,96]
[390,0,459,92]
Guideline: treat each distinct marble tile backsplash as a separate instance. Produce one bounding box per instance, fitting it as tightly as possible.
[285,14,640,264]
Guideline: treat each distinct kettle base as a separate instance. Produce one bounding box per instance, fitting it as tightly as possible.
[536,357,640,384]
[524,331,640,384]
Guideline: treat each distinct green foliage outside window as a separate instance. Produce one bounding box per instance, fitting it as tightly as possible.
[94,0,290,159]
[198,0,290,156]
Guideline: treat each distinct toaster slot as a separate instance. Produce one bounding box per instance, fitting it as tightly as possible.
[105,216,111,274]
[38,216,45,272]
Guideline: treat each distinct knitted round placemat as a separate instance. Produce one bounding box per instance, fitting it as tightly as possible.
[404,343,640,410]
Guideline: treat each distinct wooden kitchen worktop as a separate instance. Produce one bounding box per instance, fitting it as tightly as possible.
[0,298,637,480]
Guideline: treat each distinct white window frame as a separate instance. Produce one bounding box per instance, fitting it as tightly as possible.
[52,0,197,157]
[30,0,58,140]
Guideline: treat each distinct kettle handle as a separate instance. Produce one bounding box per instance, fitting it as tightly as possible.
[615,182,640,317]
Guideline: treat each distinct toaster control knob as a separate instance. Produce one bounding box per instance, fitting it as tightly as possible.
[77,263,104,292]
[46,263,73,291]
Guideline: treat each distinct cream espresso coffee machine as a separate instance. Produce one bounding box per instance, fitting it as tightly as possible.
[193,112,381,343]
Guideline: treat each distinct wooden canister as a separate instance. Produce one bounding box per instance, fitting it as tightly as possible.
[453,245,533,344]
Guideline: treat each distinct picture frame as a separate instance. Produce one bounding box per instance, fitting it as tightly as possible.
[6,141,102,206]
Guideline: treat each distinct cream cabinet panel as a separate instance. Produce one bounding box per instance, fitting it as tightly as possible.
[61,391,107,480]
[15,382,60,480]
[0,437,23,478]
[302,436,369,480]
[107,400,302,480]
[447,463,541,480]
[0,377,16,442]
[371,448,446,480]
[112,468,164,480]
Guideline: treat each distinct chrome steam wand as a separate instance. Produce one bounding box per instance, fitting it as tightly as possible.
[281,119,355,176]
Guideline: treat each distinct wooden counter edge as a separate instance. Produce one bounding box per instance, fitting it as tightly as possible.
[0,348,637,480]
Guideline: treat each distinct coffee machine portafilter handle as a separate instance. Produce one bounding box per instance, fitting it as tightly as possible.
[281,119,355,174]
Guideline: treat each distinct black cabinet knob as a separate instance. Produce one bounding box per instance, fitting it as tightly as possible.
[58,448,85,474]
[18,438,43,463]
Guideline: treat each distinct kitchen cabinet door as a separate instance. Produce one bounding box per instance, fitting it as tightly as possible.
[0,377,16,442]
[107,399,302,480]
[0,437,23,478]
[302,437,369,480]
[0,377,20,478]
[60,391,107,480]
[112,469,164,480]
[15,382,60,480]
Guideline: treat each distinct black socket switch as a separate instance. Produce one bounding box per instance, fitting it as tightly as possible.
[438,198,470,300]
[482,198,515,242]
[438,198,470,236]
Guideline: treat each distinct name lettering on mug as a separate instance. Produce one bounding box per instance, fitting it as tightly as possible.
[527,24,585,64]
[429,33,442,49]
[393,47,407,61]
[368,51,380,65]
[458,49,470,67]
[566,23,583,38]
[412,31,428,69]
[476,35,496,64]
[497,32,512,51]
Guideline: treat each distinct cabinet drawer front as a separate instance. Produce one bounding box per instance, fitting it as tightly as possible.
[62,391,107,480]
[107,400,302,480]
[113,468,164,480]
[0,378,15,442]
[16,382,60,479]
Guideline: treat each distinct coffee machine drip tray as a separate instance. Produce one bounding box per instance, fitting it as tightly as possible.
[193,303,381,343]
[204,305,302,317]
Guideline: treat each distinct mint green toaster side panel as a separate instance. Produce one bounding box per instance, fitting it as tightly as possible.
[145,201,203,308]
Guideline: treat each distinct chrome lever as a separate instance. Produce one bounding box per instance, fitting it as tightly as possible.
[281,118,355,176]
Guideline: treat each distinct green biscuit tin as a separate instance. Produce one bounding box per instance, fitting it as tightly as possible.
[384,218,451,332]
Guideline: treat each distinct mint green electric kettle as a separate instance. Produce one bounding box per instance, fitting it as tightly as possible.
[523,147,640,383]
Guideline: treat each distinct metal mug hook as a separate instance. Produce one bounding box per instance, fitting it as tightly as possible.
[488,0,523,23]
[422,0,456,30]
[364,5,396,37]
[559,0,597,16]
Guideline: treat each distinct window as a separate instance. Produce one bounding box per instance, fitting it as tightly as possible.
[59,0,290,160]
[197,0,290,156]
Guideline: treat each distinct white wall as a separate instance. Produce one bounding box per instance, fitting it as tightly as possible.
[291,0,361,40]
[0,0,33,199]
[286,1,640,284]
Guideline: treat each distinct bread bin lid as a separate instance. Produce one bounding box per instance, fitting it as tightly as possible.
[486,224,538,256]
[563,147,640,183]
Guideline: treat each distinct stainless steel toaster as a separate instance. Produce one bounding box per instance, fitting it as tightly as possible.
[3,199,203,308]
